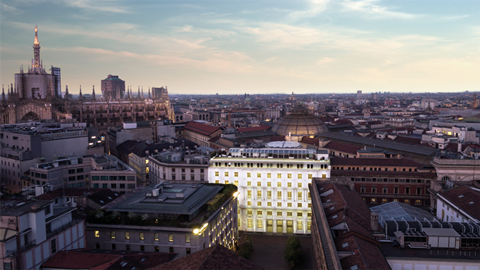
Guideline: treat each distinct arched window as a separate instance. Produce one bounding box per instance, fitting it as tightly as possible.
[441,176,450,181]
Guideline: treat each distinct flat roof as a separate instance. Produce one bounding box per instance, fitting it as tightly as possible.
[422,228,460,237]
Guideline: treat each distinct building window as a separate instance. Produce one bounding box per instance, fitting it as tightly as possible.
[126,244,130,250]
[405,187,410,194]
[186,235,191,243]
[287,191,292,200]
[298,203,302,207]
[169,234,174,242]
[112,244,116,250]
[297,221,303,230]
[287,203,292,207]
[247,201,252,206]
[186,248,191,255]
[95,243,100,249]
[257,202,262,206]
[287,182,292,188]
[154,233,159,241]
[371,198,377,204]
[257,190,262,198]
[417,187,422,195]
[298,191,302,200]
[169,247,174,253]
[257,219,263,228]
[234,172,239,177]
[215,171,219,177]
[110,231,115,239]
[287,173,292,179]
[247,172,251,178]
[267,191,272,199]
[308,174,313,179]
[155,246,159,252]
[277,191,282,199]
[225,180,229,184]
[372,187,377,193]
[225,172,229,177]
[287,212,293,217]
[277,182,282,187]
[140,232,145,241]
[45,206,51,215]
[247,181,251,186]
[140,245,145,251]
[234,181,238,186]
[247,219,253,228]
[51,239,57,253]
[125,232,130,240]
[257,181,261,187]
[277,202,282,207]
[277,173,282,178]
[46,224,52,234]
[247,190,252,199]
[298,174,302,179]
[267,202,272,206]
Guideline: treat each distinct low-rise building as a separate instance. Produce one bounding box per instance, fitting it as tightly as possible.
[184,122,222,148]
[0,199,85,270]
[85,182,238,258]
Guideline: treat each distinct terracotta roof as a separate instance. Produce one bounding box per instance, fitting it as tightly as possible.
[41,249,176,270]
[237,125,271,133]
[336,235,390,270]
[324,141,362,155]
[148,245,263,270]
[331,157,422,167]
[185,122,221,136]
[331,170,436,178]
[439,185,480,220]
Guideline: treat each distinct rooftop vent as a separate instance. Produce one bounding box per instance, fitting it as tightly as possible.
[342,242,349,248]
[459,195,464,198]
[469,201,474,205]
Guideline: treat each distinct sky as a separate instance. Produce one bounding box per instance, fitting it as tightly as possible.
[0,0,479,95]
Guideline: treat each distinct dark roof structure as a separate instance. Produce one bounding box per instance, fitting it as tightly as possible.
[330,157,422,167]
[324,141,362,155]
[40,249,175,270]
[148,245,263,270]
[272,105,328,137]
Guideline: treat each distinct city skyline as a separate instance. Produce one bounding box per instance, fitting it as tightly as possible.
[1,0,479,95]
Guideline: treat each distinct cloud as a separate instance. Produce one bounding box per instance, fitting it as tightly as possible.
[1,3,22,14]
[289,0,330,20]
[68,0,131,13]
[316,57,335,65]
[341,0,418,19]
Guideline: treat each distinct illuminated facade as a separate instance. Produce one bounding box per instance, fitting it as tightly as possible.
[208,141,331,234]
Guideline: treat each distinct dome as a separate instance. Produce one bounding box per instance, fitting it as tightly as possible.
[272,105,328,140]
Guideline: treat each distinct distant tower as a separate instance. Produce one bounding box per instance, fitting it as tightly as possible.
[357,90,362,99]
[33,26,41,69]
[92,85,96,100]
[473,94,478,109]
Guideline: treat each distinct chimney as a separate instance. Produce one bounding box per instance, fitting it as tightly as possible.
[458,143,462,153]
[370,212,379,231]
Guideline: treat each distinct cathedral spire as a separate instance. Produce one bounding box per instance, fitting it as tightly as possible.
[79,85,82,99]
[65,85,69,100]
[148,87,151,99]
[2,85,5,102]
[92,85,96,100]
[137,86,140,99]
[33,26,41,69]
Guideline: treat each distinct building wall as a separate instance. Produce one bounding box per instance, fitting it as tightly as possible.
[387,258,480,270]
[41,136,88,161]
[149,159,208,184]
[209,154,330,234]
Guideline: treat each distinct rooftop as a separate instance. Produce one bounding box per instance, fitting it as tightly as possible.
[370,201,435,227]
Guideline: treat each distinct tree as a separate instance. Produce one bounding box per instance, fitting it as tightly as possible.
[238,235,254,259]
[284,237,304,269]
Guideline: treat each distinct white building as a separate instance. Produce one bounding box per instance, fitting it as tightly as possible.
[208,141,330,234]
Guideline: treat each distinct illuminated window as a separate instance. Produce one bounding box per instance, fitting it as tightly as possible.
[186,235,191,243]
[267,211,272,216]
[110,231,115,239]
[277,182,282,187]
[277,173,282,178]
[267,202,272,206]
[257,211,263,215]
[267,173,272,178]
[247,219,253,228]
[257,190,262,197]
[215,171,219,177]
[307,212,312,217]
[287,173,292,179]
[287,191,292,200]
[247,173,251,178]
[308,203,311,208]
[298,212,303,217]
[308,192,311,199]
[95,231,100,238]
[146,167,149,173]
[247,181,251,186]
[267,191,272,199]
[145,159,149,164]
[267,182,271,187]
[247,201,252,206]
[154,233,159,241]
[257,219,263,228]
[234,172,239,177]
[257,182,261,187]
[287,203,292,207]
[140,232,145,241]
[288,182,292,188]
[298,203,302,208]
[287,212,293,217]
[225,172,229,177]
[322,174,326,179]
[169,234,174,242]
[298,174,302,179]
[404,199,410,204]
[125,232,130,240]
[371,198,377,203]
[297,221,303,230]
[225,180,229,184]
[308,174,313,179]
[277,212,283,216]
[277,191,282,199]
[247,190,252,198]
[382,198,387,203]
[298,191,302,200]
[247,210,253,215]
[257,202,262,206]
[277,202,282,207]
[215,180,219,184]
[298,183,302,188]
[234,181,238,186]
[257,173,261,178]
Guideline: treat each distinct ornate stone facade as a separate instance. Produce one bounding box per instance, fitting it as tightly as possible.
[0,27,174,130]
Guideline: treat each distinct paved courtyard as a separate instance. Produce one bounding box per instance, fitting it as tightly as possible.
[242,233,314,270]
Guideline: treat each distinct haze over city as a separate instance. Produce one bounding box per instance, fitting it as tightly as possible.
[1,0,479,94]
